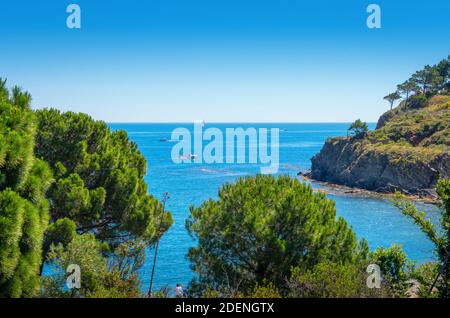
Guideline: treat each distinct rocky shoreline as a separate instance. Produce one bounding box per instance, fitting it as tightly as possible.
[303,95,450,200]
[298,172,439,204]
[305,136,449,199]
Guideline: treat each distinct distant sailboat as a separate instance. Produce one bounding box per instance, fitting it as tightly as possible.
[194,119,205,127]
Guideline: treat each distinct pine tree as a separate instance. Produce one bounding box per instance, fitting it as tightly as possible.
[0,80,52,297]
[34,109,173,252]
[397,80,419,105]
[395,179,450,297]
[186,175,362,295]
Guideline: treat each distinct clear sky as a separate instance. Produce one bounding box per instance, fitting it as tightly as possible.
[1,0,449,122]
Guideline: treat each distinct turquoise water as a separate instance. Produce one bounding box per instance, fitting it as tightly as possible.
[108,123,441,292]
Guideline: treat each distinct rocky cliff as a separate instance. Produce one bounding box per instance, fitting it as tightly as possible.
[308,95,450,198]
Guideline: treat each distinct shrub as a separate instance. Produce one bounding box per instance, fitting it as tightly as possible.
[41,234,143,298]
[287,261,393,298]
[408,95,428,109]
[348,119,369,139]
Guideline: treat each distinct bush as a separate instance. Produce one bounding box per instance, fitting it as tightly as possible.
[411,262,439,298]
[41,234,143,298]
[371,244,413,297]
[287,261,393,298]
[408,95,428,109]
[348,119,369,139]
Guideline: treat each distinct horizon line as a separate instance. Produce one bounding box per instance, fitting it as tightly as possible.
[106,121,378,124]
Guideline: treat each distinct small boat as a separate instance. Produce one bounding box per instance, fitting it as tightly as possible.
[160,138,170,142]
[179,153,198,161]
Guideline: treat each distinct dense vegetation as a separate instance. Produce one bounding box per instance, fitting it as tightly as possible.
[390,55,450,103]
[186,175,401,297]
[185,56,450,298]
[395,179,450,297]
[0,79,172,298]
[35,109,172,250]
[186,174,450,298]
[374,55,450,151]
[310,55,450,197]
[367,57,450,190]
[0,80,52,297]
[41,234,146,297]
[348,119,369,138]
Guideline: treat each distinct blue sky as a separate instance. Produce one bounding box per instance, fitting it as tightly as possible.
[1,0,449,122]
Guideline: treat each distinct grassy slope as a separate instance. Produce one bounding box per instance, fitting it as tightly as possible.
[365,95,450,166]
[310,95,450,196]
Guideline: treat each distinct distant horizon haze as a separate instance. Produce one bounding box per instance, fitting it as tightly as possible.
[105,121,378,124]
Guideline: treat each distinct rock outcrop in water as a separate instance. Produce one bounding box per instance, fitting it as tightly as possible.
[308,95,450,198]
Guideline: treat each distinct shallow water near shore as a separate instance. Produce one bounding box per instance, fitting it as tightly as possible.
[108,123,441,292]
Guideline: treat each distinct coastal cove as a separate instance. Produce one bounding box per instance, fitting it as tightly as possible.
[2,0,450,300]
[108,123,442,292]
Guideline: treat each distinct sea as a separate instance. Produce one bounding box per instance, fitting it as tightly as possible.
[108,123,441,293]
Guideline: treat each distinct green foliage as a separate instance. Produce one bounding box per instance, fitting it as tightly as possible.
[0,78,8,102]
[371,244,412,296]
[348,119,369,138]
[287,261,393,298]
[2,79,173,298]
[358,93,449,191]
[397,80,419,104]
[389,55,450,105]
[43,218,77,257]
[411,262,439,298]
[249,282,281,298]
[41,234,143,298]
[382,56,450,125]
[372,95,450,150]
[186,175,361,295]
[384,92,401,110]
[110,239,147,281]
[200,281,281,298]
[371,245,408,283]
[0,97,35,191]
[414,66,443,96]
[395,179,450,297]
[34,108,173,246]
[0,80,52,297]
[10,86,32,110]
[152,286,172,298]
[408,95,428,109]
